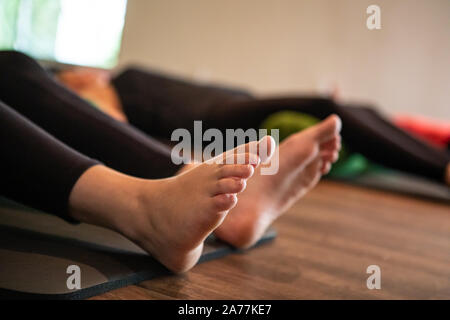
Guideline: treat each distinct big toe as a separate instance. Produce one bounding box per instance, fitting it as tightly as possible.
[229,135,276,164]
[309,114,342,143]
[258,135,276,163]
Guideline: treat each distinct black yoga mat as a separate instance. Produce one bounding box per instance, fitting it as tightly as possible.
[0,198,276,300]
[331,170,450,203]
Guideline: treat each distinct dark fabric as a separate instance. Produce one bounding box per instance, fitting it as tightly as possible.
[0,49,448,224]
[0,100,99,220]
[0,51,181,181]
[112,66,253,137]
[113,69,449,183]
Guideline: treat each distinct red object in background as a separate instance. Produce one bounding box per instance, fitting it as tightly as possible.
[394,114,450,149]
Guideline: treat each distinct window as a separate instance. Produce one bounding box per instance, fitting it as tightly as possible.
[0,0,127,68]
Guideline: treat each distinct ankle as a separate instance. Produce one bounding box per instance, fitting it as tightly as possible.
[124,179,164,241]
[68,165,144,234]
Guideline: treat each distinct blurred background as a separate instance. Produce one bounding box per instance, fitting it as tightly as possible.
[1,0,449,119]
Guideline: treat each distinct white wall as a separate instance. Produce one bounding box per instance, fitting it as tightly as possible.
[118,0,450,120]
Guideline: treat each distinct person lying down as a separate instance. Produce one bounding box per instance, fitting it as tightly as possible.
[0,51,342,273]
[57,62,450,186]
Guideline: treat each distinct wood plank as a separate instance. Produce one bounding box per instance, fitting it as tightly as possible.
[90,181,450,300]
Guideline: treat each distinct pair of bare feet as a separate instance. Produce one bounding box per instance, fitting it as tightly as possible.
[69,115,342,273]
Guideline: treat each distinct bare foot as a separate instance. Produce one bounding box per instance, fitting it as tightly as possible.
[214,115,342,248]
[127,153,262,272]
[70,139,271,273]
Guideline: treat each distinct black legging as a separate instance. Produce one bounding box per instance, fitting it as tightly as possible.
[113,67,449,183]
[0,51,181,221]
[0,51,448,221]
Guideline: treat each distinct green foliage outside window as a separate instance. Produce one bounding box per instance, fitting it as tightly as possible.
[0,0,127,68]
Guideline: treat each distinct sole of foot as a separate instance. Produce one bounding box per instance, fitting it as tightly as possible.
[123,136,275,273]
[215,115,342,249]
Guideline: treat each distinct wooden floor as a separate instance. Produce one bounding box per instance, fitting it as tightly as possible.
[91,181,450,300]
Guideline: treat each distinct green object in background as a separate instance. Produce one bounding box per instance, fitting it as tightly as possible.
[326,153,369,178]
[260,110,370,177]
[260,110,320,141]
